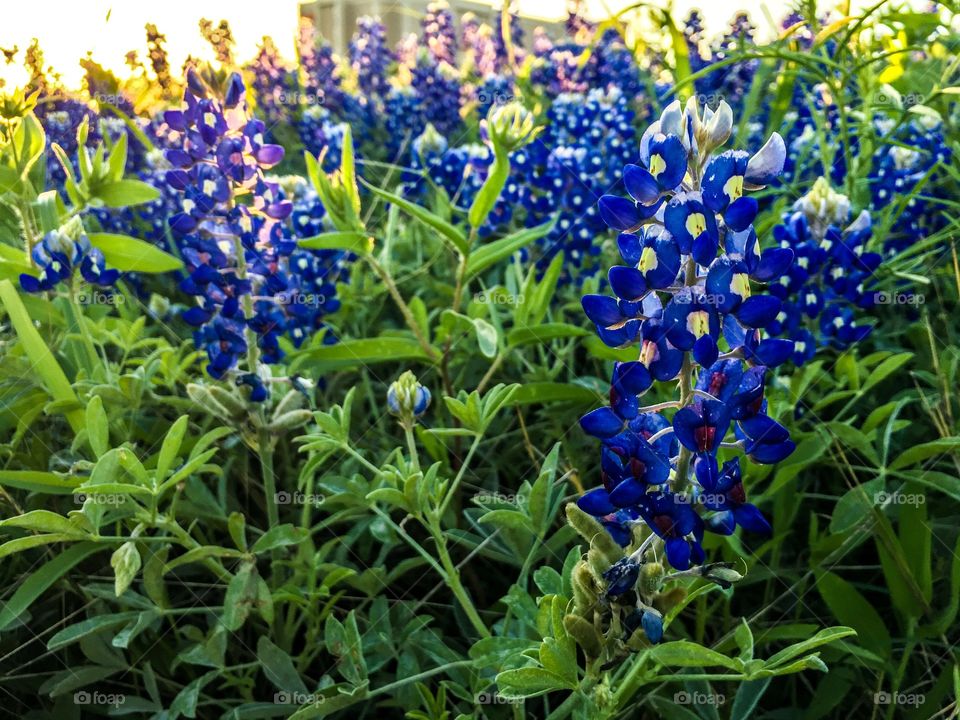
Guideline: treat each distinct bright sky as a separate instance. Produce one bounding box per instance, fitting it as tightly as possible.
[0,0,925,89]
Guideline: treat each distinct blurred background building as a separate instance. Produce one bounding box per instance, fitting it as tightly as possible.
[300,0,564,54]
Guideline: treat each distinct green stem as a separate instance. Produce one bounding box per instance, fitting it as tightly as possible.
[259,426,279,532]
[427,517,491,638]
[403,422,420,473]
[66,284,100,374]
[365,255,437,361]
[438,433,482,517]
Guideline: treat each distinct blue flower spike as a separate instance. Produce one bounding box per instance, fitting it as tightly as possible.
[573,97,796,637]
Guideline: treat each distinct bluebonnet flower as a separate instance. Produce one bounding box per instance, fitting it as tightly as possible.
[297,106,347,170]
[387,371,431,428]
[522,89,637,279]
[410,53,463,137]
[350,17,394,99]
[461,13,498,77]
[19,228,119,293]
[576,98,794,606]
[869,114,951,256]
[422,1,458,67]
[767,178,879,363]
[298,18,345,112]
[35,98,99,187]
[245,36,299,128]
[163,69,295,392]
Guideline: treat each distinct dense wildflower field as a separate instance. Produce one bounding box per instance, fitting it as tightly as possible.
[0,1,958,717]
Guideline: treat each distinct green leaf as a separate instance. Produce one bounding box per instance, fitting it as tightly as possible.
[156,415,188,483]
[85,396,109,457]
[473,317,498,358]
[860,352,912,394]
[47,612,140,651]
[0,510,87,537]
[508,382,601,407]
[0,279,84,433]
[0,470,79,494]
[478,509,535,534]
[889,437,960,470]
[299,231,373,254]
[252,524,308,554]
[649,641,742,670]
[257,635,308,694]
[93,179,161,207]
[0,533,80,559]
[465,219,554,279]
[815,572,888,657]
[829,478,882,534]
[468,153,510,229]
[359,178,468,255]
[0,542,103,630]
[87,232,182,273]
[731,678,771,720]
[764,626,857,668]
[495,667,577,699]
[507,323,589,347]
[111,541,141,596]
[292,337,435,371]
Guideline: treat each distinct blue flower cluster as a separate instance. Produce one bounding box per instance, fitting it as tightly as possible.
[245,36,299,128]
[869,115,952,256]
[523,88,637,276]
[349,16,394,99]
[163,69,346,400]
[575,99,796,617]
[19,228,119,293]
[767,178,880,365]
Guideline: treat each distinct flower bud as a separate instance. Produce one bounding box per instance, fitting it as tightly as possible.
[700,562,744,589]
[793,177,850,238]
[639,561,665,595]
[641,608,664,643]
[387,371,431,423]
[485,101,541,153]
[413,122,448,160]
[602,557,640,597]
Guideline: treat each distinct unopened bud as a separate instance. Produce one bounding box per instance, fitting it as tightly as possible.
[387,371,431,423]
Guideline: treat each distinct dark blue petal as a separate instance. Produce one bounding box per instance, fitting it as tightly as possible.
[599,195,642,231]
[582,295,622,326]
[736,295,782,328]
[724,197,758,231]
[623,164,661,205]
[665,537,691,570]
[609,266,647,301]
[578,487,616,515]
[734,504,772,534]
[580,407,625,438]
